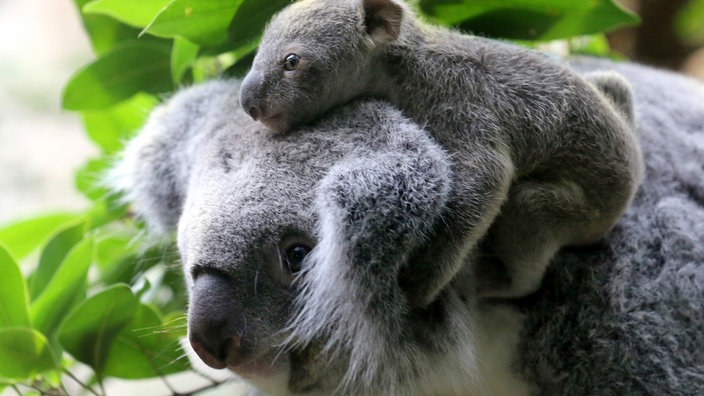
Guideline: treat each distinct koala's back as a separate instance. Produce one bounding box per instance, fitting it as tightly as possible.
[515,59,704,395]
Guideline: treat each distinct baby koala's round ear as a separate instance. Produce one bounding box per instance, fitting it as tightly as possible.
[583,71,635,125]
[360,0,404,44]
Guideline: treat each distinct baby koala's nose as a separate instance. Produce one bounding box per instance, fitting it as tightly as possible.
[247,105,262,121]
[240,70,265,121]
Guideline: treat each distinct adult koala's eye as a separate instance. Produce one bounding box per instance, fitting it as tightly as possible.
[283,54,300,71]
[283,243,311,273]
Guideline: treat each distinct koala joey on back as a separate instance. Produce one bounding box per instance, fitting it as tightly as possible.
[239,0,644,303]
[114,80,523,395]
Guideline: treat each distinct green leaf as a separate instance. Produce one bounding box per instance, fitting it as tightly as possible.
[92,228,156,285]
[157,266,188,313]
[102,304,189,378]
[75,157,112,202]
[145,0,243,47]
[171,37,200,84]
[28,221,86,301]
[82,93,159,154]
[62,41,172,111]
[59,285,139,376]
[568,34,621,58]
[227,0,289,49]
[72,0,147,55]
[223,45,257,78]
[162,310,188,337]
[420,0,640,41]
[30,238,93,338]
[0,213,81,260]
[0,245,29,328]
[0,328,56,380]
[190,51,237,82]
[101,247,174,287]
[677,0,704,46]
[94,232,136,272]
[85,199,130,232]
[83,0,171,29]
[41,368,63,389]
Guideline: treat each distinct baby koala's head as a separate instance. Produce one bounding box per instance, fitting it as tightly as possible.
[239,0,406,133]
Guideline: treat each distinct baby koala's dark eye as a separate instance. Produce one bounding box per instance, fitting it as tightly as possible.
[284,243,311,273]
[283,54,300,71]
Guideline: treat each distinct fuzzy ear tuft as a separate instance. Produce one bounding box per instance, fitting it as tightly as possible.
[106,80,237,235]
[362,0,404,44]
[106,105,186,236]
[584,71,635,125]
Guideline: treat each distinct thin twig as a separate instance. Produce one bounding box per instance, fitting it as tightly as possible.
[11,384,22,396]
[98,380,107,396]
[62,369,102,396]
[57,379,70,396]
[168,379,228,396]
[23,382,63,396]
[158,374,178,394]
[191,369,220,385]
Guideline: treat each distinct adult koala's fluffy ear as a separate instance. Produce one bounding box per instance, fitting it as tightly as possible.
[108,81,238,234]
[289,125,452,387]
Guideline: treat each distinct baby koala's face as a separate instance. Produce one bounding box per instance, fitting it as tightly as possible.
[239,0,372,133]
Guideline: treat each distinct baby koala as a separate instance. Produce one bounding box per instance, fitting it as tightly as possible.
[239,0,643,302]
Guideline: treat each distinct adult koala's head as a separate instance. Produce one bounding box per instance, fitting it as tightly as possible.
[110,80,476,395]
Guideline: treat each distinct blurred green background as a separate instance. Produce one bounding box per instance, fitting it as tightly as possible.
[0,0,701,395]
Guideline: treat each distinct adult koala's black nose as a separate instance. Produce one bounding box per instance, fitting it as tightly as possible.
[188,271,248,369]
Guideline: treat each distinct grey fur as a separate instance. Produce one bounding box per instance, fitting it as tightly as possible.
[240,0,644,305]
[111,59,704,395]
[514,57,704,396]
[111,57,704,395]
[583,71,635,124]
[112,82,467,394]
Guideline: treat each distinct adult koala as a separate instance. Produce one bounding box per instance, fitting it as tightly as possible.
[111,60,704,396]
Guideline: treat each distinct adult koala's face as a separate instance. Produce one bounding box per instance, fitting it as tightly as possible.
[113,80,455,395]
[178,139,319,380]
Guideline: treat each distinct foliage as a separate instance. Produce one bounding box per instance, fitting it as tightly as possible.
[0,0,638,394]
[678,0,704,46]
